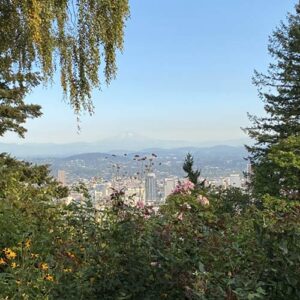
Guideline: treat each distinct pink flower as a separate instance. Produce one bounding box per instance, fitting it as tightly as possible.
[172,180,195,195]
[143,207,154,219]
[182,180,195,192]
[197,195,209,206]
[136,200,145,209]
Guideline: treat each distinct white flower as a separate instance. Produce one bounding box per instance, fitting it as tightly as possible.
[197,195,209,206]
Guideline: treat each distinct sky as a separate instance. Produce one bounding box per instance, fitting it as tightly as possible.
[2,0,298,144]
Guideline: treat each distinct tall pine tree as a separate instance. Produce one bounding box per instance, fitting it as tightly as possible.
[246,3,300,199]
[0,74,42,138]
[183,153,206,189]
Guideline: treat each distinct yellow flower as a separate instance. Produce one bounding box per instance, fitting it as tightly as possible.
[31,253,39,259]
[16,280,21,285]
[66,252,75,259]
[0,258,6,265]
[3,248,17,260]
[44,274,54,281]
[11,262,17,269]
[24,239,31,249]
[63,268,72,273]
[40,263,48,270]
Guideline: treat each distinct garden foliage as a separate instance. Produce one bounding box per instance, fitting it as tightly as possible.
[0,159,299,299]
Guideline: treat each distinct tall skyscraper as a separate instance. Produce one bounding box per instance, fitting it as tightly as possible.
[145,173,157,202]
[57,170,67,186]
[164,178,176,200]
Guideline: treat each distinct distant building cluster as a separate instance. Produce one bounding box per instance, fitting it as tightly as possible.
[57,162,249,207]
[208,173,245,189]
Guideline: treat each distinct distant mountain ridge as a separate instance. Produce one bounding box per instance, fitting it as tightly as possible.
[27,145,248,182]
[0,132,251,158]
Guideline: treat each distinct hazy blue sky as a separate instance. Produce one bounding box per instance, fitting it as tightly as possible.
[2,0,298,144]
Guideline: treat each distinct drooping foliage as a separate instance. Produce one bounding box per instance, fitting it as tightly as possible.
[0,0,129,136]
[246,4,300,198]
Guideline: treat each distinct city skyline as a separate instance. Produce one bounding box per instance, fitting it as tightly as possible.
[1,0,297,145]
[58,167,245,207]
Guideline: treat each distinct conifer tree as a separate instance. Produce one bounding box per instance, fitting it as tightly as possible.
[183,153,205,188]
[245,3,300,198]
[0,74,42,137]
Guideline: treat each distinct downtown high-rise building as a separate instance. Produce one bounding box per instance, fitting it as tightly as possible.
[57,170,67,186]
[145,173,157,202]
[164,177,177,200]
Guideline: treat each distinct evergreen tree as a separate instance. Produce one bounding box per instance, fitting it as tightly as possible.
[245,4,300,198]
[267,135,300,199]
[0,74,42,137]
[183,153,205,188]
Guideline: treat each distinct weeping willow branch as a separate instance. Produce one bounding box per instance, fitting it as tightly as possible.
[0,0,130,115]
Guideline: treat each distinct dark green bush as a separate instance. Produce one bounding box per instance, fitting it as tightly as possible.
[0,155,299,299]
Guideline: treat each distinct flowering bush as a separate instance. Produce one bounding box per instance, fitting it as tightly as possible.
[197,194,209,206]
[0,155,300,299]
[172,180,195,195]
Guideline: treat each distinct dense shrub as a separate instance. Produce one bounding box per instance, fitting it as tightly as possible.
[0,156,299,299]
